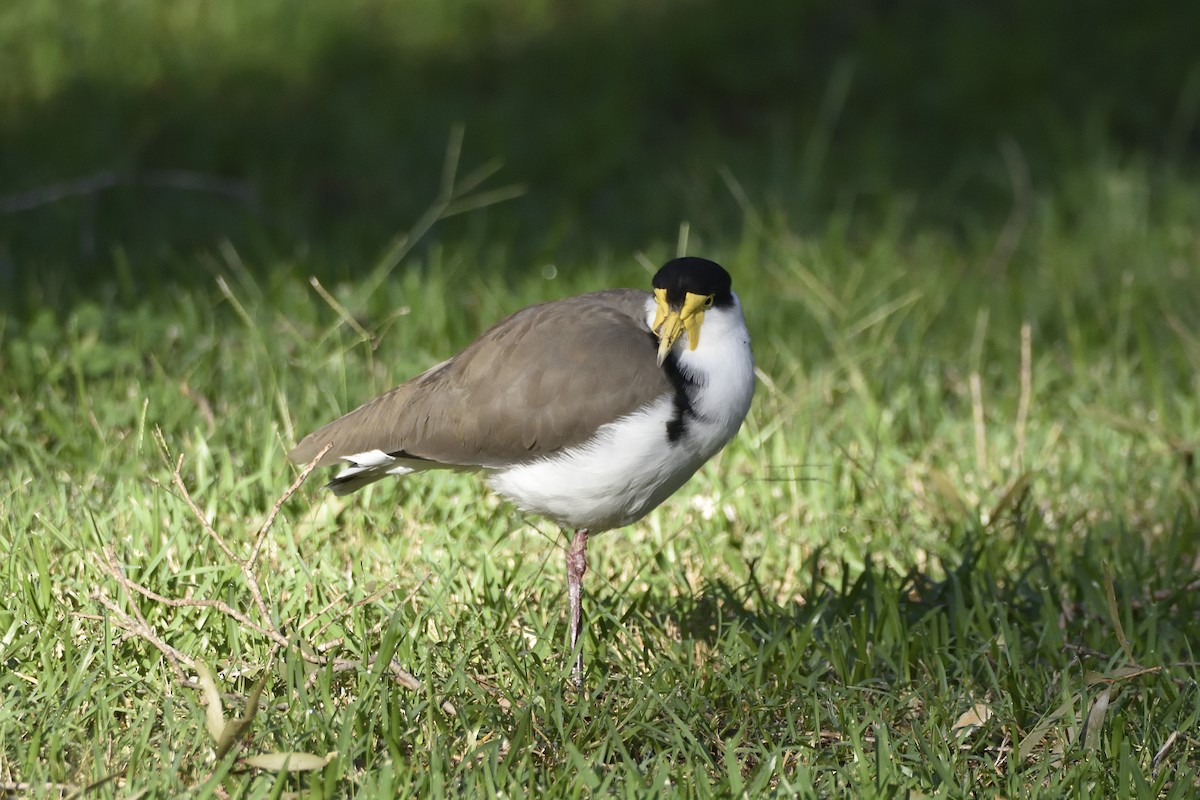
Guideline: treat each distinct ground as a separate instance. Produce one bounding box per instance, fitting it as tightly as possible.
[1,1,1199,796]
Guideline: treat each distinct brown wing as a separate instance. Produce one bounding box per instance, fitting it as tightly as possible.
[287,289,673,468]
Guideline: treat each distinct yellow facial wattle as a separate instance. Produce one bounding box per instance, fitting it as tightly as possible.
[652,289,712,366]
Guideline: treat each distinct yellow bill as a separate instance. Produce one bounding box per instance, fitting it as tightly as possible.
[652,289,711,366]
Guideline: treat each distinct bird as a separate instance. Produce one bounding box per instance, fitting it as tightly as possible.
[288,256,755,683]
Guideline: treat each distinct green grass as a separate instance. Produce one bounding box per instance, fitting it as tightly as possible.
[2,161,1199,796]
[3,0,1200,796]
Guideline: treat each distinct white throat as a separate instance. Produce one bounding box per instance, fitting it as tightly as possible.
[644,291,755,458]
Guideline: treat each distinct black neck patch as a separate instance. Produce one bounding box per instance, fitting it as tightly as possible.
[652,257,734,309]
[660,347,699,443]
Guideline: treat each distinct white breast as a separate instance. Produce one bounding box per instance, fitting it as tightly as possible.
[668,291,756,459]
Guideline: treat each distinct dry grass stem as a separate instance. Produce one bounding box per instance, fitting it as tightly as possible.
[96,440,456,719]
[1015,321,1032,470]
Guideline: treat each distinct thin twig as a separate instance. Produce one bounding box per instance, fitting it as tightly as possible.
[969,308,989,474]
[986,136,1033,277]
[102,545,449,704]
[163,450,238,562]
[308,277,373,344]
[970,372,987,474]
[1147,577,1200,605]
[1152,730,1179,773]
[161,442,270,624]
[1014,322,1032,471]
[303,594,351,637]
[302,654,456,715]
[93,591,195,680]
[0,781,80,797]
[0,169,258,215]
[305,573,422,642]
[247,443,331,571]
[214,276,258,333]
[0,171,120,213]
[1063,642,1114,661]
[101,434,457,720]
[100,547,277,641]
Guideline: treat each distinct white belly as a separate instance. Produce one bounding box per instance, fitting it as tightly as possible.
[487,387,747,532]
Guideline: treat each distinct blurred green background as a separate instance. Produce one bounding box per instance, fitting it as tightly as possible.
[3,0,1198,303]
[3,4,1200,792]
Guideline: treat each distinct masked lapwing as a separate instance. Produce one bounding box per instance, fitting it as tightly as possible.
[288,257,754,682]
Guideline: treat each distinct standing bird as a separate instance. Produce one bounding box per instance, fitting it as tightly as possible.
[288,257,754,682]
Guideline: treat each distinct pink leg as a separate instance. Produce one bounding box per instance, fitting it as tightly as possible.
[566,528,589,685]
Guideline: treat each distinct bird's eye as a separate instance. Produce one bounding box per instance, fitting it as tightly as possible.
[704,295,715,309]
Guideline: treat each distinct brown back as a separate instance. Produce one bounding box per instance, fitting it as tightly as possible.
[288,289,673,468]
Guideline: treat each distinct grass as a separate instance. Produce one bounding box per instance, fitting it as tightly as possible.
[2,0,1200,796]
[2,159,1199,796]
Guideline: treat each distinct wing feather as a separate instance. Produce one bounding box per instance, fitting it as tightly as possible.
[288,289,672,469]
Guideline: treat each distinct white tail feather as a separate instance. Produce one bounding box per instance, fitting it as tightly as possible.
[326,450,422,495]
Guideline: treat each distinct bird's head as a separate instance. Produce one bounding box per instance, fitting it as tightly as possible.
[650,257,734,366]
